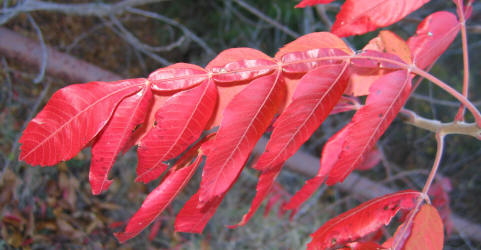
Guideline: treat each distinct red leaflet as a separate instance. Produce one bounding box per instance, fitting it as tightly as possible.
[206,48,273,129]
[149,63,208,91]
[351,50,404,70]
[330,0,430,37]
[407,11,460,70]
[174,192,224,234]
[307,190,421,250]
[281,48,348,73]
[275,32,353,59]
[211,58,277,83]
[254,63,349,171]
[19,79,146,166]
[90,86,153,194]
[385,205,444,250]
[115,155,203,243]
[283,123,351,211]
[199,71,286,204]
[346,49,405,96]
[136,80,217,183]
[326,70,412,185]
[229,164,284,228]
[208,48,273,69]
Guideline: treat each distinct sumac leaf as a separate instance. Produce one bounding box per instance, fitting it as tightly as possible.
[136,80,217,183]
[205,48,274,129]
[149,63,208,91]
[307,190,421,250]
[90,86,153,194]
[174,192,223,234]
[331,0,430,37]
[211,58,277,83]
[254,63,349,171]
[19,79,146,166]
[407,11,460,70]
[198,71,285,204]
[281,48,348,74]
[326,70,412,185]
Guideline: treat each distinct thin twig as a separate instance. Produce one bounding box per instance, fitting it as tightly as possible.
[454,0,471,121]
[126,7,216,57]
[232,0,299,38]
[411,93,481,108]
[0,0,166,24]
[26,13,47,84]
[110,15,186,53]
[108,15,171,66]
[400,109,481,139]
[392,133,445,250]
[315,5,332,30]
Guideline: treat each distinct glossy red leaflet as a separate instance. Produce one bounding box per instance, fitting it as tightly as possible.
[330,0,430,37]
[407,11,460,70]
[307,190,421,250]
[326,70,412,185]
[205,48,273,129]
[115,155,203,242]
[136,80,217,183]
[346,31,410,97]
[90,86,153,194]
[211,58,277,83]
[174,192,224,233]
[281,48,348,74]
[19,79,146,166]
[254,63,349,172]
[198,71,285,204]
[149,63,208,91]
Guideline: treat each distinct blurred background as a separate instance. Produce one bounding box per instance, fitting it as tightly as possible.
[0,0,480,249]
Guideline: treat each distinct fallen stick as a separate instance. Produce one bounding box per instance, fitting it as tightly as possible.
[0,27,121,83]
[1,27,480,242]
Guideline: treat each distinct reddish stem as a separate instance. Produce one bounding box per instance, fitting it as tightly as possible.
[454,0,470,121]
[392,132,445,250]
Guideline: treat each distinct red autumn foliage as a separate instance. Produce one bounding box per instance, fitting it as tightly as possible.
[19,0,474,248]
